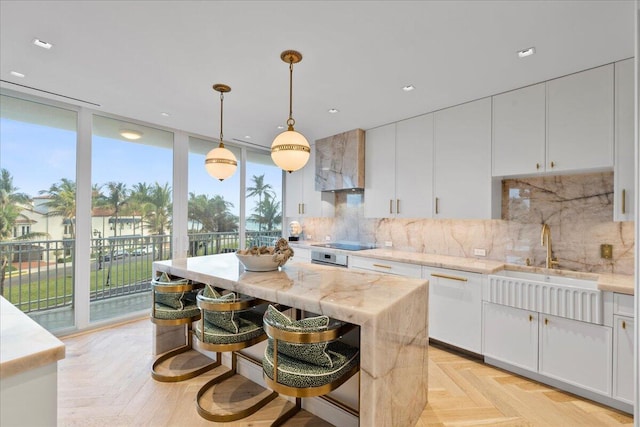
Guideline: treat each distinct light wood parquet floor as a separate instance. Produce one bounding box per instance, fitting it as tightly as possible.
[58,318,634,426]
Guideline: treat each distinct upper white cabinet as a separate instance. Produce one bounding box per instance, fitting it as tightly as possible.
[614,58,634,221]
[364,114,433,218]
[546,64,614,173]
[492,83,546,176]
[285,144,334,218]
[434,98,494,219]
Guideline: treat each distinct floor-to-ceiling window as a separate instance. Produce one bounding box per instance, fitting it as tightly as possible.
[245,150,283,247]
[90,115,174,323]
[187,136,241,255]
[0,94,78,331]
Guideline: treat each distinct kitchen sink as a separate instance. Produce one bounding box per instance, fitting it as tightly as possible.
[492,269,599,290]
[487,269,602,324]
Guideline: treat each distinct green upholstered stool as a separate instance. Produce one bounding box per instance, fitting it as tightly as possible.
[193,286,277,422]
[150,273,217,382]
[262,305,360,426]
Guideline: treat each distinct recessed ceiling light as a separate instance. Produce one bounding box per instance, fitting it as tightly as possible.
[244,135,251,139]
[402,85,415,92]
[120,130,143,140]
[518,47,536,58]
[10,71,25,78]
[277,125,285,130]
[328,108,339,114]
[33,38,53,49]
[160,112,170,117]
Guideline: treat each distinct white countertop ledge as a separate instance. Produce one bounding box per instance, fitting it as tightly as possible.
[0,297,65,379]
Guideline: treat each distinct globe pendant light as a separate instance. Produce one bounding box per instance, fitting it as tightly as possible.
[271,50,311,173]
[205,84,238,181]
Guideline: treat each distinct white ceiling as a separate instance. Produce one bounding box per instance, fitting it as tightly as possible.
[0,1,635,150]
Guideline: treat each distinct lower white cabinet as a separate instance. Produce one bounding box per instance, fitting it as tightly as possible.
[425,267,483,354]
[293,246,311,263]
[483,302,538,372]
[613,315,634,404]
[538,314,612,396]
[348,256,422,278]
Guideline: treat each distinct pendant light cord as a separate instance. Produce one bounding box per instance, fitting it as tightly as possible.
[219,91,224,147]
[287,60,295,129]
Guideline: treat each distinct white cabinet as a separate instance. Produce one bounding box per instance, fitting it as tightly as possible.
[292,246,311,263]
[539,314,612,396]
[492,83,546,176]
[483,302,538,372]
[613,315,634,404]
[434,98,494,219]
[285,144,334,218]
[546,64,614,173]
[425,267,483,353]
[349,256,422,278]
[364,114,433,218]
[614,58,634,221]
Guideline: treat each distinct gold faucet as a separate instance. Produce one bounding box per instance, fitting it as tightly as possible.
[540,223,559,269]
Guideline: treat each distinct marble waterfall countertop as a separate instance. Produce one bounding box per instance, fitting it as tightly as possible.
[153,253,429,427]
[295,243,635,295]
[0,297,65,379]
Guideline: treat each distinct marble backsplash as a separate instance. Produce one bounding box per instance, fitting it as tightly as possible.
[290,172,635,275]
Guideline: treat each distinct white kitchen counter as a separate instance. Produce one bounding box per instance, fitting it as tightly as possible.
[154,253,429,427]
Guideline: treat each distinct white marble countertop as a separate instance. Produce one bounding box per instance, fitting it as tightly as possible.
[153,253,429,325]
[292,242,635,295]
[0,297,65,379]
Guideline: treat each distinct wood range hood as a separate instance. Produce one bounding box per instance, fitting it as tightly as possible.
[314,128,365,192]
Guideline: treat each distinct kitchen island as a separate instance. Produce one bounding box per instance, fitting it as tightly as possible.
[153,253,429,427]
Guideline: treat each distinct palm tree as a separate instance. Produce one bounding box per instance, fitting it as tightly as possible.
[39,178,77,238]
[246,174,274,232]
[188,193,237,233]
[99,182,129,237]
[250,193,282,231]
[0,169,32,296]
[144,183,172,260]
[127,182,153,236]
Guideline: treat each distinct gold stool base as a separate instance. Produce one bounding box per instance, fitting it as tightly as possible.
[151,345,220,382]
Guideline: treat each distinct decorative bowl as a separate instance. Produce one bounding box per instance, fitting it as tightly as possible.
[236,253,286,272]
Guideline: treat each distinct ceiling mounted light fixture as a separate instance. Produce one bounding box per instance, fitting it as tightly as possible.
[33,38,53,49]
[205,83,238,181]
[402,85,415,92]
[271,50,310,173]
[10,71,25,78]
[120,129,143,140]
[518,47,536,58]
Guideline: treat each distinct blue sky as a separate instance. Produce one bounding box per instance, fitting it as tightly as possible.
[0,118,282,216]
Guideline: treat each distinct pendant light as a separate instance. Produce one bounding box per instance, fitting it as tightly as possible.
[271,50,310,173]
[205,84,238,181]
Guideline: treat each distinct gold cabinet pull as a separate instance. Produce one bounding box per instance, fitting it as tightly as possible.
[373,263,392,269]
[622,320,626,329]
[536,163,540,170]
[550,161,555,168]
[396,199,400,214]
[544,318,549,325]
[431,273,468,282]
[622,189,626,214]
[301,203,305,215]
[389,199,393,214]
[529,314,533,322]
[435,197,440,215]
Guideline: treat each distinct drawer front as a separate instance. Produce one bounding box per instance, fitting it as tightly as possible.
[613,293,634,317]
[348,256,422,278]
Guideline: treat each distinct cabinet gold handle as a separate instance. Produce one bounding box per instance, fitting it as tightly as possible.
[389,199,393,214]
[550,161,555,168]
[431,273,468,282]
[298,203,301,214]
[396,199,400,214]
[435,197,440,215]
[529,314,533,322]
[301,203,305,215]
[373,263,392,269]
[536,163,540,170]
[544,318,549,325]
[622,320,626,329]
[622,189,626,214]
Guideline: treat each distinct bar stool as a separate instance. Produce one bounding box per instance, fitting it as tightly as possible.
[194,285,278,422]
[262,304,360,426]
[150,273,218,382]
